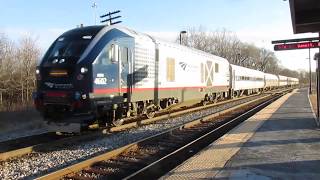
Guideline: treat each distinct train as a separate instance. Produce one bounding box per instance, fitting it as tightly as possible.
[33,25,299,131]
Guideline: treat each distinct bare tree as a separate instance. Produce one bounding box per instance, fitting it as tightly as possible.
[17,36,40,104]
[178,27,243,63]
[176,26,294,78]
[0,33,40,111]
[0,34,17,107]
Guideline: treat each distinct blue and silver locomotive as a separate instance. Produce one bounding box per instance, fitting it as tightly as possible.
[34,25,138,129]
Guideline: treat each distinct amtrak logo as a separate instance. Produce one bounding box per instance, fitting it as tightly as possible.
[45,82,54,88]
[179,62,188,70]
[44,82,73,89]
[178,62,197,72]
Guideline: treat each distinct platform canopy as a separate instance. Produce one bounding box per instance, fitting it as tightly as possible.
[289,0,320,34]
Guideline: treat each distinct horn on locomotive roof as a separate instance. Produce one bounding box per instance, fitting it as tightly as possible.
[100,10,122,25]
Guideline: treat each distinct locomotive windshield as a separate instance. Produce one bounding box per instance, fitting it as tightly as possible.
[47,35,92,59]
[41,26,104,64]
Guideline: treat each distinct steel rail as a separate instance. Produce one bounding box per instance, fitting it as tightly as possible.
[0,132,66,161]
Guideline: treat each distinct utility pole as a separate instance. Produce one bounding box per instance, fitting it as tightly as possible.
[309,47,312,94]
[92,2,97,25]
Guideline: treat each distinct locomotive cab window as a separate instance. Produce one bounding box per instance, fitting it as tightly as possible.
[100,49,109,65]
[95,44,129,65]
[110,44,119,63]
[121,47,129,64]
[93,44,115,65]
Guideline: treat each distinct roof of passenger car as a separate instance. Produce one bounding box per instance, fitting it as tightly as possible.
[97,25,229,64]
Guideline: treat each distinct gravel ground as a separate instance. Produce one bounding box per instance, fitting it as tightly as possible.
[0,95,262,180]
[0,109,49,143]
[0,128,50,143]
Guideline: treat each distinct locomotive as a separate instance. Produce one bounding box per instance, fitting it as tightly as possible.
[33,25,299,131]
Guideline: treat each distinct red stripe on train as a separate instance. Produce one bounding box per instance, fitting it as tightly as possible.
[93,86,228,94]
[45,91,68,97]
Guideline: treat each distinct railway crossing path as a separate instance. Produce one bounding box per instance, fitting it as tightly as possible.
[162,88,320,179]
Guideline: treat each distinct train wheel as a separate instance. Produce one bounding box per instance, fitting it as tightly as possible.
[112,118,124,127]
[201,100,208,106]
[160,99,168,109]
[146,111,155,119]
[143,104,157,119]
[145,108,155,119]
[213,98,217,103]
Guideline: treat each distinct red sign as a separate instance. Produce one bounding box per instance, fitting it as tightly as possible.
[274,42,320,51]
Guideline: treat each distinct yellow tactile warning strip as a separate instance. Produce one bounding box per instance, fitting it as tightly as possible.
[161,90,295,179]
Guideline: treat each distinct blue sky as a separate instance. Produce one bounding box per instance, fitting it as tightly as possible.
[0,0,317,71]
[0,0,289,31]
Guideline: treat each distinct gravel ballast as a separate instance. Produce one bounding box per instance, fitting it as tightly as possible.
[0,96,261,179]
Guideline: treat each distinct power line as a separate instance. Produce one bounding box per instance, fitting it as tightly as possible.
[100,10,122,25]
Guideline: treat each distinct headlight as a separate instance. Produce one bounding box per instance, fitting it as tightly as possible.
[52,59,58,64]
[80,67,88,74]
[59,59,65,63]
[36,69,41,80]
[81,94,87,99]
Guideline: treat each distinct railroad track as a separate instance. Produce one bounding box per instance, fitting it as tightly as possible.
[37,89,290,180]
[0,88,289,162]
[0,131,106,161]
[106,88,289,132]
[0,132,68,161]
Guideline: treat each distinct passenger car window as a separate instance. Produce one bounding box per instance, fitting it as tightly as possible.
[215,63,219,73]
[201,63,204,83]
[167,58,175,82]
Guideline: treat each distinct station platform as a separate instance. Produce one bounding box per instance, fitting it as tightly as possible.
[162,88,320,179]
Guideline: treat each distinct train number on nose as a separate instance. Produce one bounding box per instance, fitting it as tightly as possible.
[94,77,107,85]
